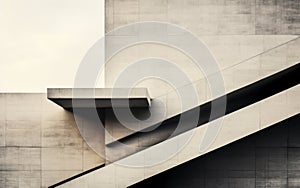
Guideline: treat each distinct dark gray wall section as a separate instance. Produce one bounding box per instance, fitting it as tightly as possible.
[130,114,300,188]
[256,0,300,34]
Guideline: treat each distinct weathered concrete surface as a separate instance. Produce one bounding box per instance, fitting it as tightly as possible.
[60,82,300,188]
[106,0,300,35]
[0,94,105,187]
[1,1,299,187]
[103,0,300,167]
[130,114,300,188]
[103,36,300,162]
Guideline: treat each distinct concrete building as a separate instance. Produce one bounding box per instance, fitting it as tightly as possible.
[1,0,300,187]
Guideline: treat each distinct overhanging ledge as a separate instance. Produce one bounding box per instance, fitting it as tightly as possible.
[47,88,151,108]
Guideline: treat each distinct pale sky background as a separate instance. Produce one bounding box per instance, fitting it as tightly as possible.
[0,0,104,92]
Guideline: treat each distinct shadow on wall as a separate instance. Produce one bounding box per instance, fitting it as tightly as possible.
[130,114,300,188]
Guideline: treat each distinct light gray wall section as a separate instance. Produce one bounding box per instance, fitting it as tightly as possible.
[105,0,300,35]
[104,0,300,164]
[0,94,104,188]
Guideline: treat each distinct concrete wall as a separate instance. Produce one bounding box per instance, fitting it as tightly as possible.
[104,0,300,159]
[105,0,300,93]
[104,37,300,162]
[105,0,300,35]
[130,114,300,188]
[0,0,299,187]
[58,83,300,188]
[0,94,104,187]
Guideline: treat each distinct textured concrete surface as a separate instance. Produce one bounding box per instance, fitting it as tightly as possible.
[106,0,300,35]
[102,0,300,165]
[104,0,300,164]
[104,36,300,162]
[59,84,300,188]
[130,114,300,188]
[0,94,104,187]
[1,0,300,187]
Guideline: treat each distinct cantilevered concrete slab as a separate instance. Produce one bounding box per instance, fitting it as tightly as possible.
[59,84,300,188]
[47,88,151,108]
